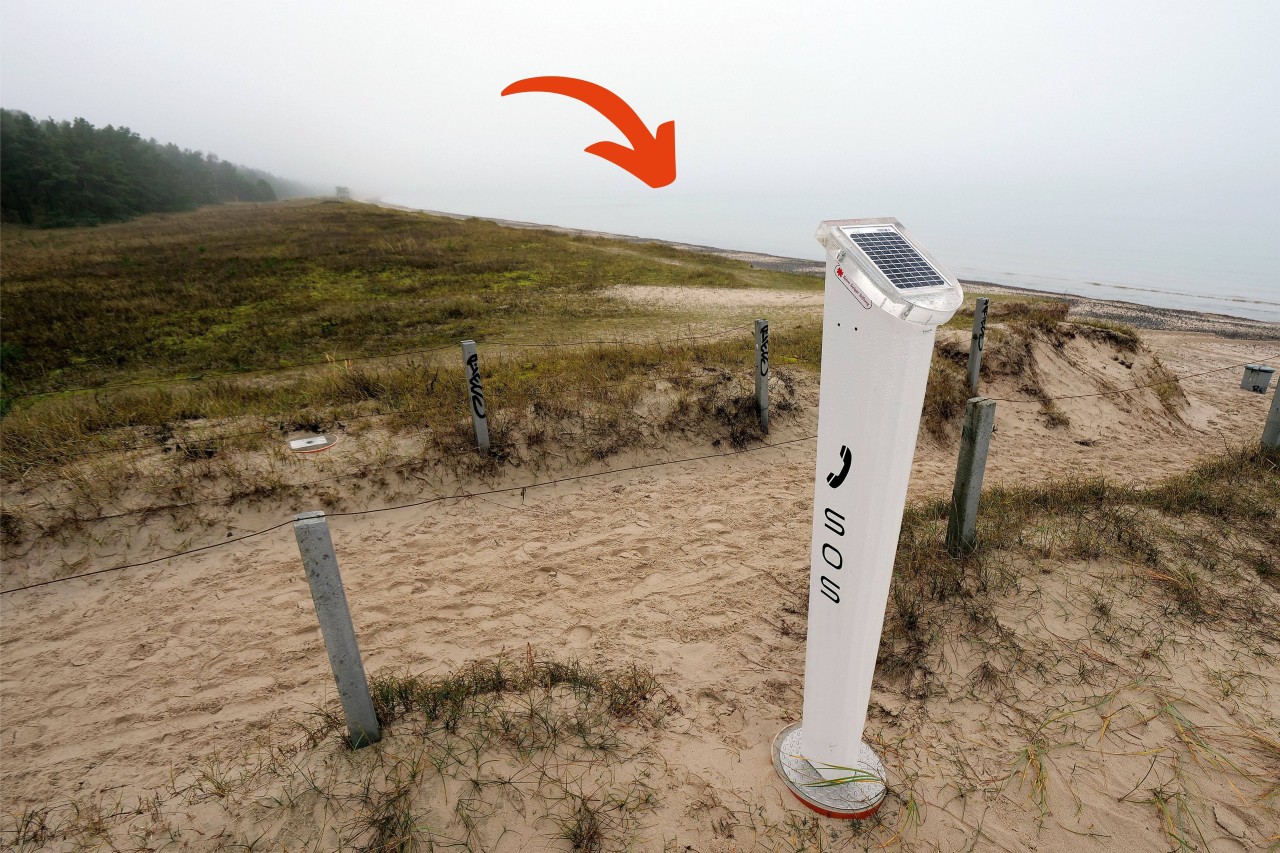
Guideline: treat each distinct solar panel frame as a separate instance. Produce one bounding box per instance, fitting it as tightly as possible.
[840,227,950,291]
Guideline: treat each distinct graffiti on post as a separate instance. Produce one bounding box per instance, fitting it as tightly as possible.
[758,323,770,376]
[467,352,486,420]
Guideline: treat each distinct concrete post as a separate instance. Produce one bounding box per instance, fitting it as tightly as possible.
[967,297,990,396]
[1263,386,1280,451]
[461,340,490,453]
[754,319,770,433]
[293,511,381,747]
[946,398,997,556]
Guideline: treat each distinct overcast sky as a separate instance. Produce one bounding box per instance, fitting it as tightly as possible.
[3,0,1279,286]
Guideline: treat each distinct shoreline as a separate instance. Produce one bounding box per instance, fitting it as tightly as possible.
[374,200,1280,340]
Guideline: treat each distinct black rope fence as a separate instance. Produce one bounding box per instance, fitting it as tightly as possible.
[6,324,757,463]
[8,337,1276,526]
[4,322,1275,597]
[984,351,1280,406]
[0,435,818,596]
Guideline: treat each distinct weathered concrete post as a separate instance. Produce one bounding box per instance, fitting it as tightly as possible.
[460,340,490,453]
[967,297,990,396]
[293,511,381,747]
[755,319,770,433]
[1263,385,1280,451]
[946,398,997,556]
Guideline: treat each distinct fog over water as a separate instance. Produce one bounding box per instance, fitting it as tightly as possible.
[389,186,1280,323]
[3,1,1277,322]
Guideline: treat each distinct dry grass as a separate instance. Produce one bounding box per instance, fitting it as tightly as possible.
[1,200,824,552]
[0,199,815,402]
[3,292,1168,572]
[1,205,1125,480]
[945,294,1071,331]
[867,444,1280,692]
[1,650,670,852]
[0,333,782,471]
[829,445,1277,846]
[0,334,811,574]
[0,202,1147,523]
[930,297,1166,435]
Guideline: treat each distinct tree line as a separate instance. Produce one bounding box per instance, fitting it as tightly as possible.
[0,109,312,227]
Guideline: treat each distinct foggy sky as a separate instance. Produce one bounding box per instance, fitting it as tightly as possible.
[3,1,1279,268]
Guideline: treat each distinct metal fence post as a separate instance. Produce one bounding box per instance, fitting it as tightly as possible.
[293,511,381,748]
[755,319,770,433]
[1263,386,1280,451]
[967,297,989,396]
[461,340,490,453]
[946,398,997,556]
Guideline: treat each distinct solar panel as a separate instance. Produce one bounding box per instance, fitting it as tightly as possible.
[843,228,949,290]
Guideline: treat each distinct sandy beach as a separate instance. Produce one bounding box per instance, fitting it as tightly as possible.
[2,232,1279,850]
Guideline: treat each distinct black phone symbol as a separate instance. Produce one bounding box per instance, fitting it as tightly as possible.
[826,445,852,488]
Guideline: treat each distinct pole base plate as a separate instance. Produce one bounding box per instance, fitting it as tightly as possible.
[771,722,886,820]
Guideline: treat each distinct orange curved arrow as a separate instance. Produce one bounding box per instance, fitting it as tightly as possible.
[501,76,676,188]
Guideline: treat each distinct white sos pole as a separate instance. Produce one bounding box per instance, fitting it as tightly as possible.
[773,218,962,819]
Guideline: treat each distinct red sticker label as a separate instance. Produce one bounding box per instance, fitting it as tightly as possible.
[835,266,872,309]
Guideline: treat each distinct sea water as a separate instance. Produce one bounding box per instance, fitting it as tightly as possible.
[387,188,1280,325]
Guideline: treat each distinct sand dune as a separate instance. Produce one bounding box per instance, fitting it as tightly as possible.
[2,312,1278,851]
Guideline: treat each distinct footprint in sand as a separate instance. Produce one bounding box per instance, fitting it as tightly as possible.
[47,684,88,707]
[129,639,169,661]
[171,620,220,640]
[359,607,391,623]
[630,572,666,595]
[437,604,495,619]
[539,567,577,587]
[9,724,46,748]
[233,648,268,666]
[695,690,746,733]
[565,625,594,645]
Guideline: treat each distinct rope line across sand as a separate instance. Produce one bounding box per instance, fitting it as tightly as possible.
[983,351,1280,406]
[0,435,818,596]
[13,345,1279,525]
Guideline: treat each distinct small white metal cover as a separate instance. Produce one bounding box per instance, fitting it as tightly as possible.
[288,434,338,453]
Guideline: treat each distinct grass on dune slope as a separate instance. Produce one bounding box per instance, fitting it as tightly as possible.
[1,199,1168,533]
[0,199,818,398]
